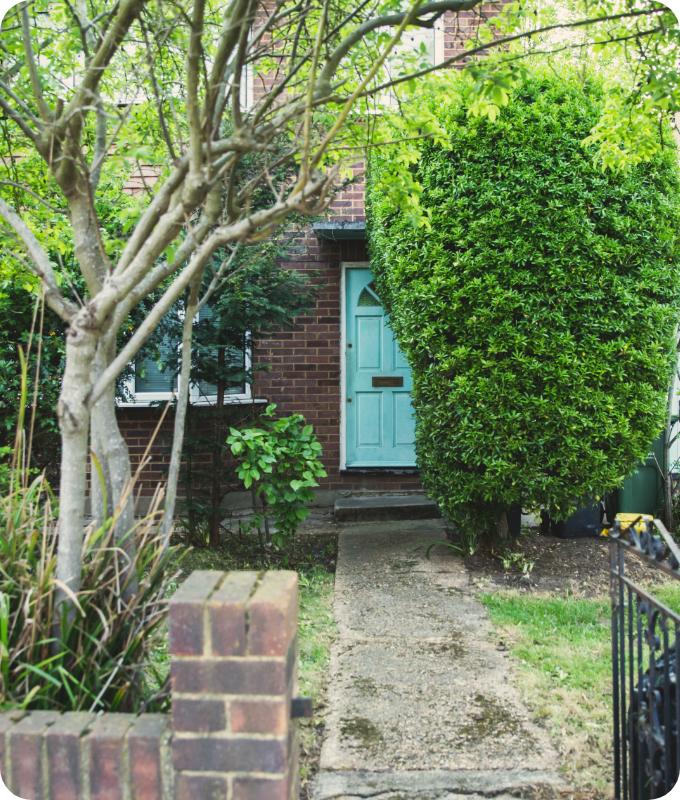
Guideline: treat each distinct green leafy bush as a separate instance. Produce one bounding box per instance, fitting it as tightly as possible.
[0,479,178,712]
[227,404,326,548]
[368,70,680,543]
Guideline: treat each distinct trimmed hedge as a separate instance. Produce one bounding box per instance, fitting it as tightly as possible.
[367,72,680,541]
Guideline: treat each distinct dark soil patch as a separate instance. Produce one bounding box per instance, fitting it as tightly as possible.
[464,528,674,597]
[172,509,338,575]
[340,715,384,749]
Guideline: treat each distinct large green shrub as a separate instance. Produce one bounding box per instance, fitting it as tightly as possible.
[368,71,680,543]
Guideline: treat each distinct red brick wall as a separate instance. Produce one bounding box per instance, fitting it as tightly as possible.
[116,3,504,498]
[251,232,421,492]
[0,570,301,800]
[117,404,259,499]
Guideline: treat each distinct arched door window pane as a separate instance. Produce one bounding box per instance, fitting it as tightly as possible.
[357,282,381,308]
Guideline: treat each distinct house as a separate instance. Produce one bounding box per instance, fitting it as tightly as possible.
[116,8,496,506]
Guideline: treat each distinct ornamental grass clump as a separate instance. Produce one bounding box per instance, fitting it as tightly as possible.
[0,357,180,712]
[367,69,680,547]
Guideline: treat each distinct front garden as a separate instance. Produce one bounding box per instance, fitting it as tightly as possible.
[2,1,680,798]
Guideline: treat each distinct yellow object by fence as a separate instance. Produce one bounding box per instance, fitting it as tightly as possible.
[601,513,654,538]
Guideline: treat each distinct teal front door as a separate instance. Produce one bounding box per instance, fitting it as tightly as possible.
[345,267,416,467]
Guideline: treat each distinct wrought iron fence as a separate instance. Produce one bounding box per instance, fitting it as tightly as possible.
[609,515,680,799]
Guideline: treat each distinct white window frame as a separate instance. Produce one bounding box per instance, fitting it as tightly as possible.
[189,334,254,406]
[119,332,255,408]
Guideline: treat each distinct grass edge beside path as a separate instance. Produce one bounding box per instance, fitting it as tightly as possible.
[480,586,680,798]
[481,591,614,798]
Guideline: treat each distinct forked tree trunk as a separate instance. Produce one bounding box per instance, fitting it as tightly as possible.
[56,323,98,607]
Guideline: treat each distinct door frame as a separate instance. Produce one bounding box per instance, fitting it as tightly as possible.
[340,261,370,471]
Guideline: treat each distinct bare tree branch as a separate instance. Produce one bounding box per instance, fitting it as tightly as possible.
[0,92,39,143]
[186,0,207,173]
[90,170,331,404]
[361,5,670,98]
[20,2,52,123]
[317,0,481,92]
[54,0,148,140]
[161,274,200,547]
[0,180,67,213]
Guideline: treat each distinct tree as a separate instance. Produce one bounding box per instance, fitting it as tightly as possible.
[0,0,674,614]
[149,241,315,546]
[367,68,680,546]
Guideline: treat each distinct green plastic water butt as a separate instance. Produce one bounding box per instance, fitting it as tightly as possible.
[617,433,666,517]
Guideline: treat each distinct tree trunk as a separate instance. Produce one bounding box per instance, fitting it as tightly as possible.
[56,321,98,610]
[209,346,226,549]
[496,508,510,541]
[162,279,200,548]
[90,334,138,596]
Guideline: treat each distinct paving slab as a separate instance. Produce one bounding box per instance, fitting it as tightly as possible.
[313,520,563,799]
[314,769,564,800]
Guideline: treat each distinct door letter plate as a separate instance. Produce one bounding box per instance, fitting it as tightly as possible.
[372,376,403,388]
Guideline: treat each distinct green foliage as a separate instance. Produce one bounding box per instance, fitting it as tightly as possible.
[155,243,315,548]
[0,360,180,712]
[0,277,64,477]
[227,404,326,548]
[368,70,680,542]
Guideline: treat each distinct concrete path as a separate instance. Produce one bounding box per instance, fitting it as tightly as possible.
[312,520,564,800]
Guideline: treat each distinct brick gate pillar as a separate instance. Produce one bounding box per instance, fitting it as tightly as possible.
[170,569,299,800]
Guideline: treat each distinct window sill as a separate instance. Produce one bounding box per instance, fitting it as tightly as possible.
[116,397,268,408]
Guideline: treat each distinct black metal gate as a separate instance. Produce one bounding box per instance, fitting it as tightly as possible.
[609,516,680,799]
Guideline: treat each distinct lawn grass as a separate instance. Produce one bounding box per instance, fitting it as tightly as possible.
[147,543,337,701]
[295,567,336,795]
[481,583,680,797]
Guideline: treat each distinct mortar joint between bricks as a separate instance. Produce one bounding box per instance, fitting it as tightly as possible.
[244,571,265,649]
[121,732,132,800]
[204,572,226,656]
[173,732,288,742]
[81,723,92,800]
[228,771,288,780]
[159,725,175,799]
[170,656,286,665]
[41,720,53,800]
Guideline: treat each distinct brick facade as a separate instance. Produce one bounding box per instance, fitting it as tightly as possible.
[118,4,502,500]
[0,570,301,800]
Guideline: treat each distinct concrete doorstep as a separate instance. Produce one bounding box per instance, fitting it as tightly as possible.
[333,494,440,523]
[312,519,564,800]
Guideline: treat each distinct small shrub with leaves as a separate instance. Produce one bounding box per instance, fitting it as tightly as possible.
[227,405,326,548]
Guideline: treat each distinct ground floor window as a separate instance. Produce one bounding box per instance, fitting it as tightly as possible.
[128,303,252,405]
